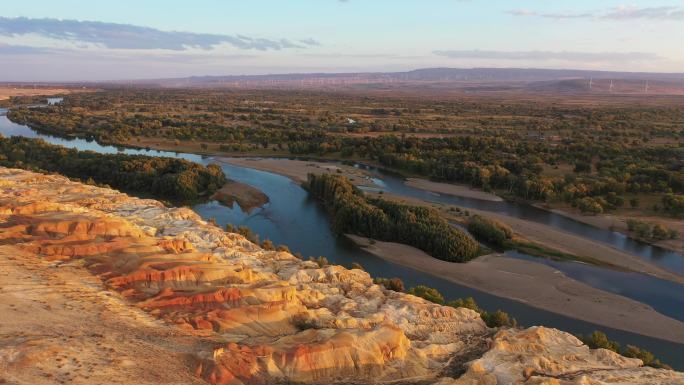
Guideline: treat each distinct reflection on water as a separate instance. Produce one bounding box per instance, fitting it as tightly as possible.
[1,111,683,369]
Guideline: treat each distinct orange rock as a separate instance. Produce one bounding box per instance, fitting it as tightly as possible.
[2,167,681,385]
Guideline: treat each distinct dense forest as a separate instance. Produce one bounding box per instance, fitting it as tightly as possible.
[0,136,226,202]
[7,89,684,217]
[304,173,479,262]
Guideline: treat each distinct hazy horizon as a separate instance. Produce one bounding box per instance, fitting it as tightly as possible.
[2,0,684,81]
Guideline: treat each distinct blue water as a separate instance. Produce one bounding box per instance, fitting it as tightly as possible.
[363,166,684,275]
[507,250,684,323]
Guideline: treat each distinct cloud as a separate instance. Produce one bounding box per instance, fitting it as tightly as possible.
[541,12,593,20]
[0,42,55,55]
[298,38,321,46]
[603,6,684,20]
[0,17,316,51]
[508,9,592,19]
[507,9,538,16]
[507,5,684,21]
[433,50,661,62]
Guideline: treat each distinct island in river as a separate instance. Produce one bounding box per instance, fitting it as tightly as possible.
[345,234,684,344]
[211,180,270,212]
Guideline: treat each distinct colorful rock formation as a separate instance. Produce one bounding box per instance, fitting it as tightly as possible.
[0,167,682,385]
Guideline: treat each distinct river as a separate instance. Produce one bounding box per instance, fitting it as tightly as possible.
[1,103,683,369]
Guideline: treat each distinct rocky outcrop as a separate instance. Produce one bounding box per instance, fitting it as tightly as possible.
[0,167,682,385]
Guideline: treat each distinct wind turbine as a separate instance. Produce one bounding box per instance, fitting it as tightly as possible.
[609,80,614,92]
[588,77,593,90]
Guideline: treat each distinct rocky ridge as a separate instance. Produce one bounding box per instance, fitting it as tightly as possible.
[0,167,682,385]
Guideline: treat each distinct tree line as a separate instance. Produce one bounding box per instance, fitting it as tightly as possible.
[304,173,480,262]
[8,89,683,218]
[0,136,226,202]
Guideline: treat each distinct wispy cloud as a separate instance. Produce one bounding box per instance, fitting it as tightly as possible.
[507,5,684,21]
[298,38,321,46]
[507,9,538,16]
[603,6,684,20]
[507,9,593,19]
[433,50,661,62]
[0,17,318,51]
[0,42,55,55]
[542,12,593,20]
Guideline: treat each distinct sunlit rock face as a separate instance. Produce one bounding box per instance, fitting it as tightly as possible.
[0,167,682,385]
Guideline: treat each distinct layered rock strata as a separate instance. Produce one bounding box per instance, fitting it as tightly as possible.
[0,167,681,385]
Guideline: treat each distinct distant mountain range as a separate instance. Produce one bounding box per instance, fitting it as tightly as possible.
[144,67,684,83]
[5,68,684,94]
[124,67,684,94]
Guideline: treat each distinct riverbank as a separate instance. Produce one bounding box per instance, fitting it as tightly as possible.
[404,177,503,202]
[214,156,684,283]
[219,157,502,203]
[345,234,684,344]
[14,117,681,261]
[376,191,684,285]
[218,156,378,187]
[534,203,684,255]
[211,180,270,212]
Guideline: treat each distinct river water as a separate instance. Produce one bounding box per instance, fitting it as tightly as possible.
[1,104,683,368]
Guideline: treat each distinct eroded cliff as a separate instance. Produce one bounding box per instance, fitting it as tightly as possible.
[0,167,681,385]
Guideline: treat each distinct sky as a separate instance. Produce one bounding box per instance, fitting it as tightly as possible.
[1,0,683,81]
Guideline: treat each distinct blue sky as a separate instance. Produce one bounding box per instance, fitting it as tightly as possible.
[1,0,683,81]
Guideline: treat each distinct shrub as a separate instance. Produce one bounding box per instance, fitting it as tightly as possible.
[626,219,639,231]
[261,239,275,250]
[291,313,318,330]
[374,277,405,292]
[606,192,624,208]
[447,297,481,313]
[574,162,591,173]
[578,331,671,369]
[350,262,365,271]
[407,285,444,304]
[481,310,517,328]
[237,226,258,243]
[580,331,620,352]
[467,215,513,246]
[662,194,684,217]
[276,244,291,253]
[309,256,330,268]
[651,224,670,240]
[633,222,652,239]
[576,197,603,214]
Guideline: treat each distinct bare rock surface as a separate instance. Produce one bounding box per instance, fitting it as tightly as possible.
[0,167,682,385]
